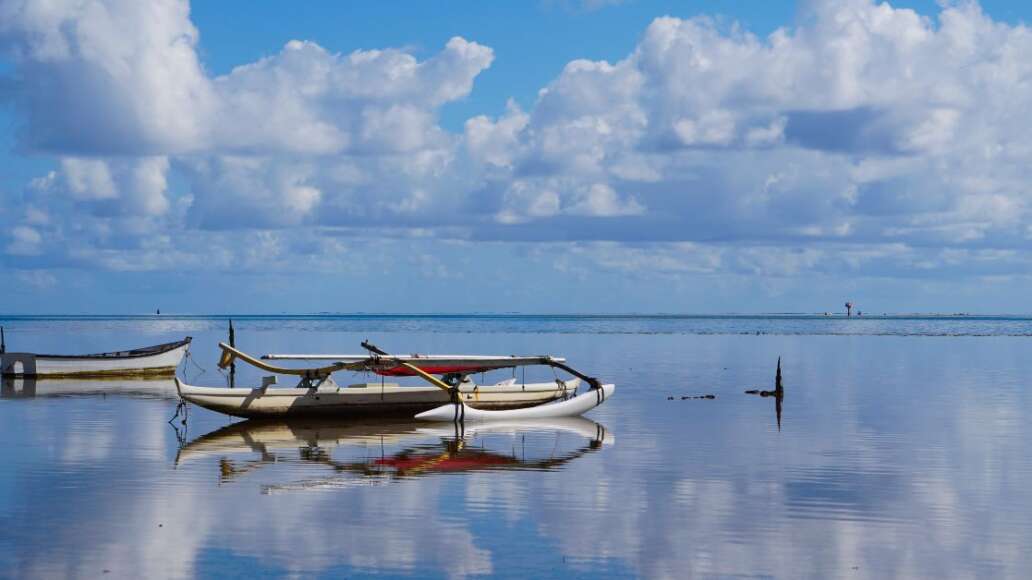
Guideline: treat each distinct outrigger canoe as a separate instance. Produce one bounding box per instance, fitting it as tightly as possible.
[0,335,190,378]
[176,340,614,422]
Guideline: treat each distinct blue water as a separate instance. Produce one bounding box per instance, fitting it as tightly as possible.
[1,315,1031,578]
[5,313,1032,337]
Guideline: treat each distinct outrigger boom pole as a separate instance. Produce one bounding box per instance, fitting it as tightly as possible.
[361,340,453,392]
[542,358,602,391]
[361,340,602,391]
[216,339,603,396]
[217,342,359,379]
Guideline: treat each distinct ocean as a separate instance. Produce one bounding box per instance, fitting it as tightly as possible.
[1,315,1030,578]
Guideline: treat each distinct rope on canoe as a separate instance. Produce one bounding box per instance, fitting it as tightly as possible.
[184,350,206,378]
[168,398,189,426]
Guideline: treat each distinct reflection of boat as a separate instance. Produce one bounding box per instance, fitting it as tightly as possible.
[1,376,177,399]
[176,417,612,491]
[0,337,191,378]
[177,340,613,421]
[177,416,613,462]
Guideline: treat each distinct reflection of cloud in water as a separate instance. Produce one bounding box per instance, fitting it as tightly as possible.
[5,333,1032,577]
[8,403,211,579]
[163,417,612,577]
[512,372,1032,577]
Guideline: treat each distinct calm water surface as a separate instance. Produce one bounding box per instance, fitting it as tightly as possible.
[1,316,1031,578]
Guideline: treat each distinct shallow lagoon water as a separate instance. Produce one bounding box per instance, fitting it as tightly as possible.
[1,316,1031,578]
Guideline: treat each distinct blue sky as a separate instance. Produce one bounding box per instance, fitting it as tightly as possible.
[3,0,1032,314]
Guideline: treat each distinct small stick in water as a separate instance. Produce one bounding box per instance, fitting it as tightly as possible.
[228,319,236,388]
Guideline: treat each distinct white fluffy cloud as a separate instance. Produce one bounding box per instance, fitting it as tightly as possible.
[0,0,213,153]
[3,0,1032,294]
[474,0,1032,248]
[40,157,172,216]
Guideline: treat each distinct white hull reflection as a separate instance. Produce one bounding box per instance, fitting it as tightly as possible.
[1,376,178,399]
[175,416,613,492]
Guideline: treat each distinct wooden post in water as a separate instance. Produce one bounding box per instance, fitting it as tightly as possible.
[775,357,783,431]
[228,319,236,388]
[0,326,5,354]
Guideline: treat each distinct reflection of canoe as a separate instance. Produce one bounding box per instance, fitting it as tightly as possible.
[0,338,191,378]
[175,416,613,490]
[419,418,615,444]
[175,377,581,419]
[177,415,612,464]
[1,376,177,399]
[176,419,431,464]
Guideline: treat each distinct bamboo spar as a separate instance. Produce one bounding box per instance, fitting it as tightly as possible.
[394,361,453,392]
[216,342,361,378]
[216,342,451,391]
[360,340,452,392]
[217,340,596,395]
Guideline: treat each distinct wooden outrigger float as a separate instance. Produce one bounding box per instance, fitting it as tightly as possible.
[175,341,614,422]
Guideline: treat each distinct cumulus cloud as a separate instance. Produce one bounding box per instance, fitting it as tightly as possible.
[3,0,1032,293]
[6,225,42,255]
[478,0,1032,249]
[26,157,172,217]
[0,0,214,154]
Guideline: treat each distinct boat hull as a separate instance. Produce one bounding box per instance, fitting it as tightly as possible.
[0,339,190,378]
[176,378,582,419]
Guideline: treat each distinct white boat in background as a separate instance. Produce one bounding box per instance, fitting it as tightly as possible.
[177,340,614,422]
[0,335,190,378]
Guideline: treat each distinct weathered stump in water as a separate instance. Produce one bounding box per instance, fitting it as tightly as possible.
[228,319,236,388]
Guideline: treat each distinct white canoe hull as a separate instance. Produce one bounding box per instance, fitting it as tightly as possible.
[1,339,190,378]
[176,378,582,419]
[415,384,614,422]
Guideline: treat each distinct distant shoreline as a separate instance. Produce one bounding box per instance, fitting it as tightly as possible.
[0,313,1028,319]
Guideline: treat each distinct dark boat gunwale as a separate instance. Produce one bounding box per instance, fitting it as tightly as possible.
[20,337,192,360]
